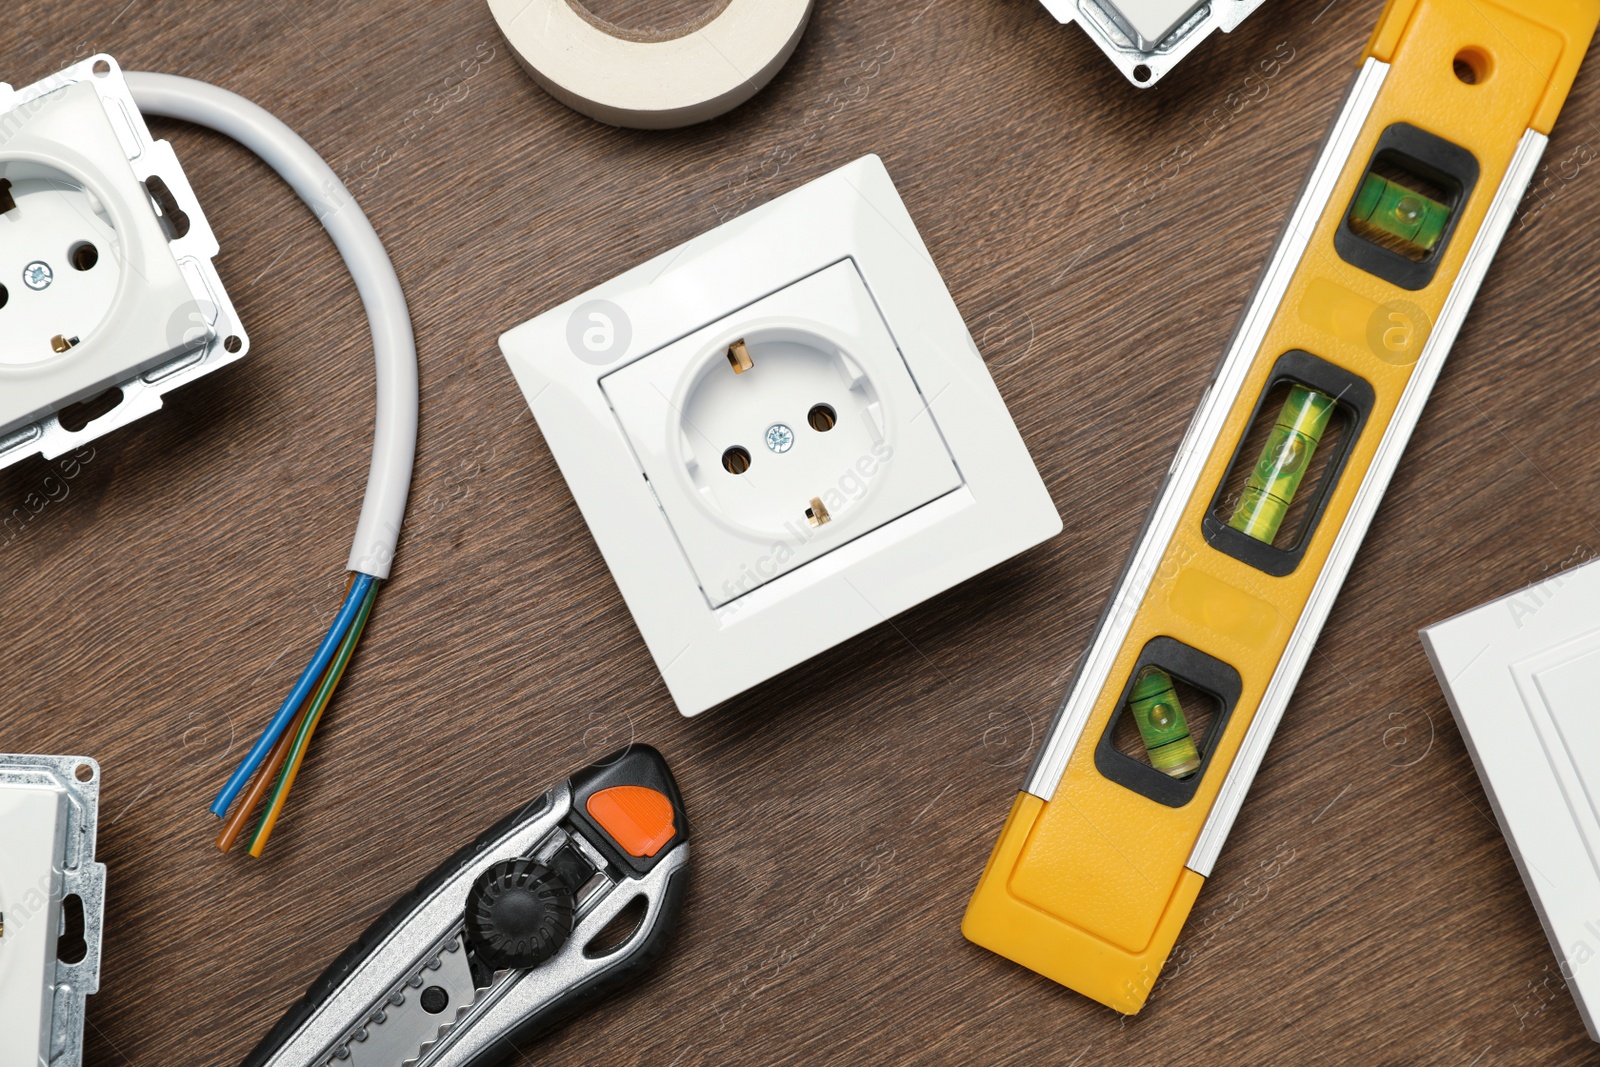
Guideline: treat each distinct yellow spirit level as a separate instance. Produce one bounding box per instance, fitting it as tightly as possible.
[964,0,1600,1015]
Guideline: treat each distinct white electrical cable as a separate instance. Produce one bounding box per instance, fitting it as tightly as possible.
[125,72,417,580]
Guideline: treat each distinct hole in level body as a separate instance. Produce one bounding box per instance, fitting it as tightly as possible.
[1202,351,1374,577]
[1335,123,1479,291]
[1349,157,1455,262]
[1095,637,1243,809]
[1454,47,1491,84]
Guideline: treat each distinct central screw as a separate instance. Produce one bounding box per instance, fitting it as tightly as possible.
[764,423,795,454]
[23,261,53,291]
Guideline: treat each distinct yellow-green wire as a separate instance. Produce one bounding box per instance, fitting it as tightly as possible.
[248,581,379,856]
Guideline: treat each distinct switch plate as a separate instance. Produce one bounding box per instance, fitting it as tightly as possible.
[1422,561,1600,1042]
[500,155,1061,716]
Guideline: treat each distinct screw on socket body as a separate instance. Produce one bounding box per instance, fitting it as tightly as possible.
[22,261,53,290]
[764,423,795,453]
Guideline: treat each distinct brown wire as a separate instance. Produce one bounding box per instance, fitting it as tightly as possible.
[215,698,311,852]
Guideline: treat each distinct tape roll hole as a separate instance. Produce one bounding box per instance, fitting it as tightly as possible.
[573,0,732,42]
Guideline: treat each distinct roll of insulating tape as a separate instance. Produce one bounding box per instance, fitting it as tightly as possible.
[489,0,814,130]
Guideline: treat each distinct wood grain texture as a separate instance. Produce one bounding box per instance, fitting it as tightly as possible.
[4,0,1600,1063]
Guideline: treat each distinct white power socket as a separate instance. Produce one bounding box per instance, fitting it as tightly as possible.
[602,260,963,607]
[501,156,1062,716]
[0,56,247,467]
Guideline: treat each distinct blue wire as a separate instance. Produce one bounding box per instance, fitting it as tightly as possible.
[210,573,378,818]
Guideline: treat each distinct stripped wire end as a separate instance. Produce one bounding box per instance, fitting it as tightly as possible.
[211,573,381,856]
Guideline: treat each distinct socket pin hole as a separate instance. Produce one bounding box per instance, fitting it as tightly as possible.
[143,176,191,240]
[69,242,99,271]
[807,404,837,432]
[74,763,94,782]
[721,446,751,475]
[92,59,111,77]
[0,283,8,311]
[58,388,123,432]
[224,335,243,354]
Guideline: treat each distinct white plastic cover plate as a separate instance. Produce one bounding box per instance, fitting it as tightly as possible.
[500,155,1061,716]
[1422,560,1600,1041]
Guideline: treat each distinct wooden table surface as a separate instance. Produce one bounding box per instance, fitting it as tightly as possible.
[6,0,1600,1062]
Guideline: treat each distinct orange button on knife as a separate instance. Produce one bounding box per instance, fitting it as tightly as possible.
[586,785,676,858]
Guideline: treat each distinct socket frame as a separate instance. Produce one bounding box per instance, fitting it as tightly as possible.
[0,55,248,468]
[499,155,1061,716]
[1038,0,1270,87]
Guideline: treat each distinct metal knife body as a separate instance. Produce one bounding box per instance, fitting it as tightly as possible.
[242,746,690,1067]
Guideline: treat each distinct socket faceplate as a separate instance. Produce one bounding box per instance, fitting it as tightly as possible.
[501,156,1061,716]
[602,261,962,608]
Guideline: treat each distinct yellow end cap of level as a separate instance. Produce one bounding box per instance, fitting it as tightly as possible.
[963,794,1206,1014]
[1366,0,1600,133]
